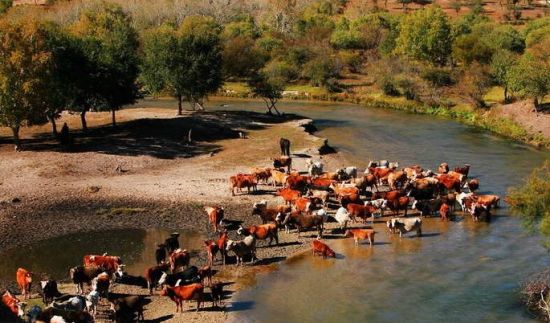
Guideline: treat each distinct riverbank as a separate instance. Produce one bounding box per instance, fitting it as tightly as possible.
[217,87,550,150]
[0,106,353,322]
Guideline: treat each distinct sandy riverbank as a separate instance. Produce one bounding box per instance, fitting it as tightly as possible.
[0,106,355,322]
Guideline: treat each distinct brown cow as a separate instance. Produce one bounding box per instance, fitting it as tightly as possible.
[437,174,462,193]
[388,171,407,190]
[230,174,257,196]
[345,228,376,246]
[386,196,410,216]
[454,164,471,177]
[279,211,324,237]
[16,268,32,300]
[474,194,500,208]
[293,197,315,212]
[273,156,292,173]
[346,203,378,223]
[161,283,204,312]
[251,167,272,184]
[277,187,302,205]
[311,240,335,258]
[238,223,279,246]
[204,206,224,232]
[367,167,394,184]
[285,174,310,190]
[270,169,288,187]
[252,201,286,224]
[169,249,190,272]
[145,263,170,294]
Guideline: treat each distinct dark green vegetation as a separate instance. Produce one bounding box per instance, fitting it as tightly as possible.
[0,0,549,148]
[509,162,550,320]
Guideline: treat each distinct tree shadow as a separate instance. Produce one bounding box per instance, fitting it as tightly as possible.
[143,315,174,323]
[13,111,305,159]
[226,300,255,312]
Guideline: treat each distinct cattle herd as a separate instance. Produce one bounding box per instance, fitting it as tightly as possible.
[1,139,502,323]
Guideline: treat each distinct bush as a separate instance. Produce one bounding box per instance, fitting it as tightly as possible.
[397,78,418,100]
[522,269,550,321]
[422,68,455,87]
[338,51,363,73]
[302,54,341,90]
[380,76,400,96]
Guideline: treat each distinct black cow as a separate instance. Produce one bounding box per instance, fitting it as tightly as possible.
[158,266,200,287]
[41,279,62,305]
[155,243,167,265]
[110,295,145,323]
[69,266,104,294]
[280,138,291,156]
[164,233,180,254]
[412,198,443,217]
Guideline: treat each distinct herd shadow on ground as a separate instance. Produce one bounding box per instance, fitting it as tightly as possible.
[0,110,305,159]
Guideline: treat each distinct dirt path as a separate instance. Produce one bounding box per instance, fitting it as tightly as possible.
[0,107,350,322]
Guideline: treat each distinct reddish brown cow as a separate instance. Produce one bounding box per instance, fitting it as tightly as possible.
[440,203,451,221]
[1,291,22,317]
[387,196,410,216]
[346,203,378,223]
[372,190,405,203]
[16,267,32,300]
[285,174,310,190]
[454,164,471,177]
[345,228,376,246]
[145,263,170,294]
[311,240,335,258]
[198,265,212,287]
[474,194,500,208]
[230,174,257,196]
[293,197,315,212]
[251,167,272,184]
[204,206,224,232]
[203,231,229,266]
[169,249,190,272]
[437,174,462,193]
[161,283,204,312]
[83,255,121,274]
[367,167,394,184]
[277,188,302,205]
[238,223,279,246]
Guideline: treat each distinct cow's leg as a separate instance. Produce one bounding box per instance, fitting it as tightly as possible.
[355,237,359,246]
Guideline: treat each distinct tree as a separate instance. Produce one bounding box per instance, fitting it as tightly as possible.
[461,62,491,108]
[490,49,517,102]
[0,18,52,149]
[451,0,462,15]
[452,32,494,65]
[247,69,285,116]
[142,16,223,114]
[508,161,550,248]
[0,0,11,14]
[394,7,453,66]
[222,36,267,80]
[510,53,550,110]
[71,3,140,127]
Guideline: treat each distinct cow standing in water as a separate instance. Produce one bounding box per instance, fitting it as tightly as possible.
[165,233,180,254]
[280,138,291,156]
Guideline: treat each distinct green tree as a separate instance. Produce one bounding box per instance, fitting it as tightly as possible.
[461,62,491,108]
[453,32,494,65]
[222,36,267,80]
[0,0,11,14]
[510,53,550,110]
[490,49,517,102]
[247,69,286,116]
[142,16,223,114]
[394,7,453,66]
[508,161,550,248]
[0,18,52,149]
[71,3,140,127]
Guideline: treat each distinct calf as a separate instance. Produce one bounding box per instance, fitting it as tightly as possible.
[161,283,204,312]
[277,187,302,205]
[145,263,170,294]
[311,240,335,258]
[230,174,257,196]
[204,206,224,232]
[198,265,213,287]
[226,235,257,266]
[387,217,422,237]
[69,266,104,295]
[345,229,376,246]
[41,279,61,305]
[334,207,352,231]
[210,282,224,308]
[16,268,32,300]
[110,295,145,323]
[159,266,200,287]
[440,203,451,221]
[170,249,190,272]
[238,223,279,246]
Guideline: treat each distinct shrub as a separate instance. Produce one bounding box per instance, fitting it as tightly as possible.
[380,76,400,96]
[422,68,455,87]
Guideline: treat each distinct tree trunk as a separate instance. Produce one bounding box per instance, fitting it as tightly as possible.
[270,99,281,116]
[11,126,20,151]
[80,110,88,131]
[111,108,116,127]
[504,86,508,103]
[178,95,183,115]
[49,116,58,137]
[534,97,540,111]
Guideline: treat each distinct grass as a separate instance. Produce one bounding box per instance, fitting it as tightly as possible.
[484,86,505,105]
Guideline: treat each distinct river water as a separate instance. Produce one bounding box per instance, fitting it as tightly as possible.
[202,99,549,323]
[3,98,549,322]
